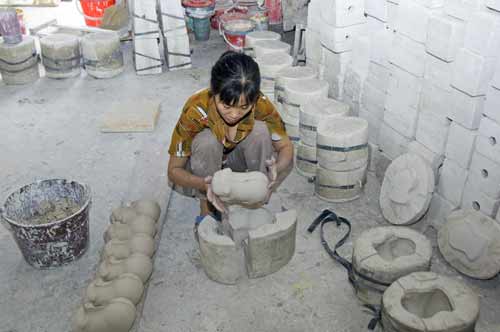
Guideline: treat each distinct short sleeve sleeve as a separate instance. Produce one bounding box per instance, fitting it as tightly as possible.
[168,105,206,157]
[254,94,288,142]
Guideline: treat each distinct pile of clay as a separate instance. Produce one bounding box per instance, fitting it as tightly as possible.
[72,200,161,332]
[199,168,298,284]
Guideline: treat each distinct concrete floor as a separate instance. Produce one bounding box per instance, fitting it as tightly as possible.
[1,26,499,332]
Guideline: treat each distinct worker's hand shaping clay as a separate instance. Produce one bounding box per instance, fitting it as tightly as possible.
[71,298,136,332]
[104,217,156,242]
[103,233,155,260]
[97,253,153,283]
[205,176,227,213]
[211,168,270,206]
[85,273,144,306]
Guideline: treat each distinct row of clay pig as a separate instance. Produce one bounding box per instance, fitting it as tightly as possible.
[72,200,161,332]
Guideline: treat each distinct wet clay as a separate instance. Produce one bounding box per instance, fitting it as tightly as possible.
[71,298,136,332]
[97,253,153,283]
[85,273,144,306]
[211,168,269,206]
[103,233,155,260]
[104,216,156,242]
[25,198,80,225]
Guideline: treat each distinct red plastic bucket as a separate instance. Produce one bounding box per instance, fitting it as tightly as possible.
[77,0,116,27]
[221,18,255,51]
[265,0,282,25]
[211,6,248,30]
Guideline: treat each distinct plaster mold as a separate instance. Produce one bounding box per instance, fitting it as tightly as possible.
[72,298,136,332]
[40,33,81,79]
[275,66,317,108]
[299,97,350,146]
[315,165,367,202]
[211,168,269,206]
[85,274,144,306]
[382,272,480,332]
[198,209,297,284]
[81,32,124,79]
[319,0,366,27]
[253,40,291,58]
[380,153,435,225]
[246,31,281,55]
[245,209,297,278]
[284,79,329,111]
[103,233,155,260]
[97,253,153,283]
[352,227,432,305]
[0,36,39,85]
[296,142,318,177]
[438,209,500,279]
[316,117,369,171]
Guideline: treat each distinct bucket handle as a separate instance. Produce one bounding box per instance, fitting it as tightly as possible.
[75,0,104,21]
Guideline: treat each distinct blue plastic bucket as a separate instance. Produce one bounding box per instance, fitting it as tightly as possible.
[192,16,211,41]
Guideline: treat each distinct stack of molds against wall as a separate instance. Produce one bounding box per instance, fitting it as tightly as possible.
[297,98,350,178]
[315,116,369,202]
[255,52,293,101]
[72,200,161,332]
[281,78,329,144]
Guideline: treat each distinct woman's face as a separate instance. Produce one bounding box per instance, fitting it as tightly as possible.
[215,94,254,126]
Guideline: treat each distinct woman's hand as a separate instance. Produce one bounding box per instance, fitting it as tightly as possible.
[205,176,227,213]
[264,157,278,203]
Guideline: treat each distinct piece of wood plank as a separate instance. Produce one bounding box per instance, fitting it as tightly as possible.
[158,0,192,70]
[100,100,160,133]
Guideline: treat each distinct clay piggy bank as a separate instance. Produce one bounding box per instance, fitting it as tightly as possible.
[97,253,153,283]
[71,298,136,332]
[130,199,161,221]
[104,217,156,242]
[103,233,155,260]
[109,206,139,224]
[211,168,269,205]
[85,273,144,306]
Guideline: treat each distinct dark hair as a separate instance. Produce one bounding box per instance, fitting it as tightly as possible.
[210,51,261,107]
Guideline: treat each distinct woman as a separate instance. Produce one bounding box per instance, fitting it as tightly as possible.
[167,51,294,222]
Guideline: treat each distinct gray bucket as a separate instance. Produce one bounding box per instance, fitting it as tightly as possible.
[0,179,91,269]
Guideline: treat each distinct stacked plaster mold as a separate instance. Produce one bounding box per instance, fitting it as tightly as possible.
[198,208,297,284]
[352,226,432,305]
[199,169,298,284]
[315,116,369,202]
[72,200,161,332]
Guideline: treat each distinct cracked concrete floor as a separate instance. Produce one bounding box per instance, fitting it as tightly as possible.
[0,29,499,332]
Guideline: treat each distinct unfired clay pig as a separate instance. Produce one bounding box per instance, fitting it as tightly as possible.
[130,199,161,222]
[211,168,269,205]
[72,298,136,332]
[103,233,155,260]
[110,206,139,224]
[85,273,144,306]
[97,253,153,283]
[104,217,156,242]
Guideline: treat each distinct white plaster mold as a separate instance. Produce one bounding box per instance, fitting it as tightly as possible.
[40,33,81,79]
[382,272,480,332]
[197,209,297,284]
[380,153,435,225]
[352,226,432,305]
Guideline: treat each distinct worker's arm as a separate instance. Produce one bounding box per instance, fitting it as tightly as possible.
[167,156,207,192]
[270,137,294,188]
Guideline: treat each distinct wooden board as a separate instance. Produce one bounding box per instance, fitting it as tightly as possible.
[101,100,160,133]
[133,0,163,75]
[158,0,192,70]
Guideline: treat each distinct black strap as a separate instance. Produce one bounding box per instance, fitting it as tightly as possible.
[308,209,386,330]
[316,143,368,152]
[0,52,37,66]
